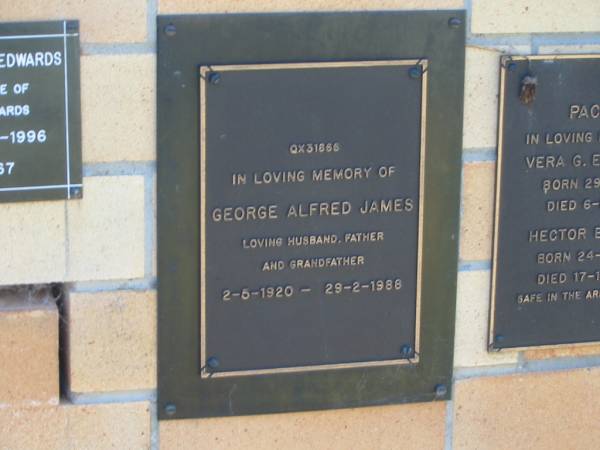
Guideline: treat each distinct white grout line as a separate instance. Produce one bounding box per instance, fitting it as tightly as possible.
[82,161,155,177]
[464,0,473,38]
[68,389,156,405]
[458,260,491,272]
[149,399,159,450]
[444,400,454,450]
[469,33,600,43]
[147,0,159,48]
[80,43,156,55]
[455,355,600,381]
[69,278,157,293]
[462,148,497,163]
[64,196,70,281]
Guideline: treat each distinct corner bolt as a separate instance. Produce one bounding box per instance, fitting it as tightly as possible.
[408,66,422,79]
[208,72,221,85]
[434,384,448,398]
[448,17,462,29]
[165,403,177,416]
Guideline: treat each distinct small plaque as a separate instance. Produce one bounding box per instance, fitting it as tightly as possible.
[491,55,600,349]
[0,21,81,202]
[158,11,465,419]
[200,61,425,377]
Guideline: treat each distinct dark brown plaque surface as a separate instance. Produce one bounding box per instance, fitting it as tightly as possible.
[200,61,425,377]
[158,11,465,419]
[491,55,600,350]
[0,21,81,202]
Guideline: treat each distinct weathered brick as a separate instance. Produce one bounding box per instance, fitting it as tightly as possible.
[0,402,151,450]
[0,201,66,286]
[160,402,446,450]
[159,0,464,14]
[66,176,145,281]
[0,289,59,407]
[460,162,495,261]
[82,54,155,163]
[66,402,151,449]
[453,368,600,450]
[66,290,156,393]
[472,0,600,34]
[463,47,501,150]
[463,45,531,150]
[0,406,64,450]
[454,270,518,367]
[0,0,147,44]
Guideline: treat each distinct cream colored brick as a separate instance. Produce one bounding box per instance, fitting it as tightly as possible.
[66,290,156,393]
[0,290,59,407]
[538,44,600,54]
[463,47,501,149]
[472,0,600,34]
[463,45,530,149]
[0,201,66,286]
[453,368,600,450]
[454,271,518,367]
[0,1,147,44]
[66,402,151,449]
[151,178,157,277]
[524,343,600,361]
[66,176,145,281]
[460,162,495,261]
[0,402,151,450]
[160,402,446,450]
[82,54,155,163]
[0,406,65,450]
[159,0,463,13]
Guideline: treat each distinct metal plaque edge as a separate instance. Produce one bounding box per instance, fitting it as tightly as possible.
[198,59,427,378]
[489,53,600,351]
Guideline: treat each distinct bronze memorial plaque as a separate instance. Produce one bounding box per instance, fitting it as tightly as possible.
[491,55,600,350]
[0,21,81,202]
[157,11,464,418]
[200,61,426,377]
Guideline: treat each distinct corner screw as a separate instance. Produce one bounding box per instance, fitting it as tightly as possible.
[400,344,413,358]
[208,72,221,85]
[408,67,422,79]
[448,17,462,29]
[66,22,78,33]
[165,403,176,416]
[164,24,176,37]
[434,384,448,398]
[207,356,220,369]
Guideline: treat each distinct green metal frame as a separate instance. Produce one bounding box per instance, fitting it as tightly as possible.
[157,11,465,419]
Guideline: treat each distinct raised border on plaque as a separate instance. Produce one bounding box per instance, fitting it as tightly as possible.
[490,53,600,351]
[199,60,428,378]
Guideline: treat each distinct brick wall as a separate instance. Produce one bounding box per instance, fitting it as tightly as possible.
[1,1,599,449]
